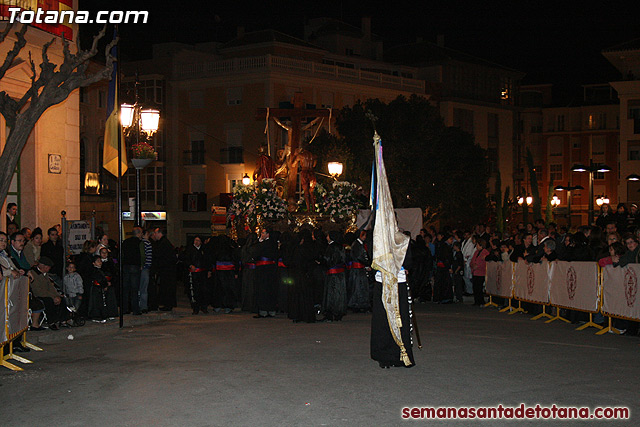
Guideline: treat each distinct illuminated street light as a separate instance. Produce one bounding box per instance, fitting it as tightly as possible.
[554,184,583,228]
[120,81,160,227]
[571,162,611,225]
[242,173,251,185]
[328,161,343,179]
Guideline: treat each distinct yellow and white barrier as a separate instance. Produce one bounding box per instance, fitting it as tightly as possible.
[484,260,640,334]
[550,261,599,313]
[513,260,551,305]
[1,276,41,371]
[601,265,640,322]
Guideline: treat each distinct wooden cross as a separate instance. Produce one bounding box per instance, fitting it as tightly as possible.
[256,93,330,204]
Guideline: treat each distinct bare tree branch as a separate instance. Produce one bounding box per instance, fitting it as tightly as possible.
[0,21,14,43]
[0,24,117,206]
[0,24,27,80]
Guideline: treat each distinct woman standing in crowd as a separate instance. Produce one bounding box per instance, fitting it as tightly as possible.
[95,233,109,255]
[596,203,613,229]
[24,227,43,266]
[469,238,489,306]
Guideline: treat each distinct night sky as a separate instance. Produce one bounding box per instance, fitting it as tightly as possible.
[80,1,640,90]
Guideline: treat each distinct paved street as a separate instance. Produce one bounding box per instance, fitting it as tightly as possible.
[2,301,638,426]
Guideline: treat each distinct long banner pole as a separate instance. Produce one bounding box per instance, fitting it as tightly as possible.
[116,25,124,329]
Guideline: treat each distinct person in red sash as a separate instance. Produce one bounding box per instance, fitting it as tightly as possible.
[182,236,208,314]
[348,229,371,312]
[253,227,278,318]
[214,235,238,314]
[322,231,347,321]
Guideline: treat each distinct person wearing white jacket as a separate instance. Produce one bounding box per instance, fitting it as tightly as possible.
[461,232,476,296]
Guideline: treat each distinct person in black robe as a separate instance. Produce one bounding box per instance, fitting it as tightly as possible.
[322,231,347,321]
[409,234,430,303]
[343,231,357,301]
[182,236,209,314]
[152,228,177,311]
[253,227,278,318]
[214,235,238,313]
[75,240,97,318]
[87,256,118,321]
[311,229,327,310]
[288,229,317,323]
[240,233,258,312]
[347,229,371,312]
[277,231,293,314]
[371,243,415,368]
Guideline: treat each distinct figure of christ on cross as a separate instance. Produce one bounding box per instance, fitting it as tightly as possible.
[256,93,330,211]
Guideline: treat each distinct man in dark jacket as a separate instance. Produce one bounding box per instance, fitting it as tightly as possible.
[121,226,142,315]
[434,234,454,303]
[152,227,177,311]
[40,226,64,278]
[510,233,535,262]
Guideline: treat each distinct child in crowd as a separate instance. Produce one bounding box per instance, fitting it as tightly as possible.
[63,262,83,312]
[88,255,118,322]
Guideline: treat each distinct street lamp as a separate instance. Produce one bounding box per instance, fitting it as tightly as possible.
[328,161,343,180]
[595,195,610,207]
[627,174,640,182]
[554,184,584,229]
[242,173,251,185]
[517,194,533,223]
[571,162,610,226]
[120,79,160,226]
[551,194,560,207]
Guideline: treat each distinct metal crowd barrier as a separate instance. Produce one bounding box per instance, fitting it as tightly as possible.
[1,276,42,371]
[485,260,640,335]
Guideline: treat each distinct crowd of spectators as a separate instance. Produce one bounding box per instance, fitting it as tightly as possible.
[404,202,640,336]
[4,200,640,349]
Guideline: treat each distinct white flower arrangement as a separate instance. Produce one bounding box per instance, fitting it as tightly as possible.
[227,179,288,230]
[318,180,359,220]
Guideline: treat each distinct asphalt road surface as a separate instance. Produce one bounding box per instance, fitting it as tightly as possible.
[2,302,638,426]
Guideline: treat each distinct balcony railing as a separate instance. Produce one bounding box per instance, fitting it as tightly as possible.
[174,55,425,93]
[220,147,244,164]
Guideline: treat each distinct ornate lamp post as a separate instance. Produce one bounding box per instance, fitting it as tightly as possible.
[517,194,533,223]
[571,162,610,226]
[120,80,160,226]
[554,184,584,228]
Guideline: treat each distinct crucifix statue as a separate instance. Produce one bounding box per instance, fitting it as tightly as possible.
[256,93,330,211]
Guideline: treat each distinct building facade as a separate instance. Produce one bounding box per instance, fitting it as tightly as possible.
[0,1,82,232]
[519,84,620,225]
